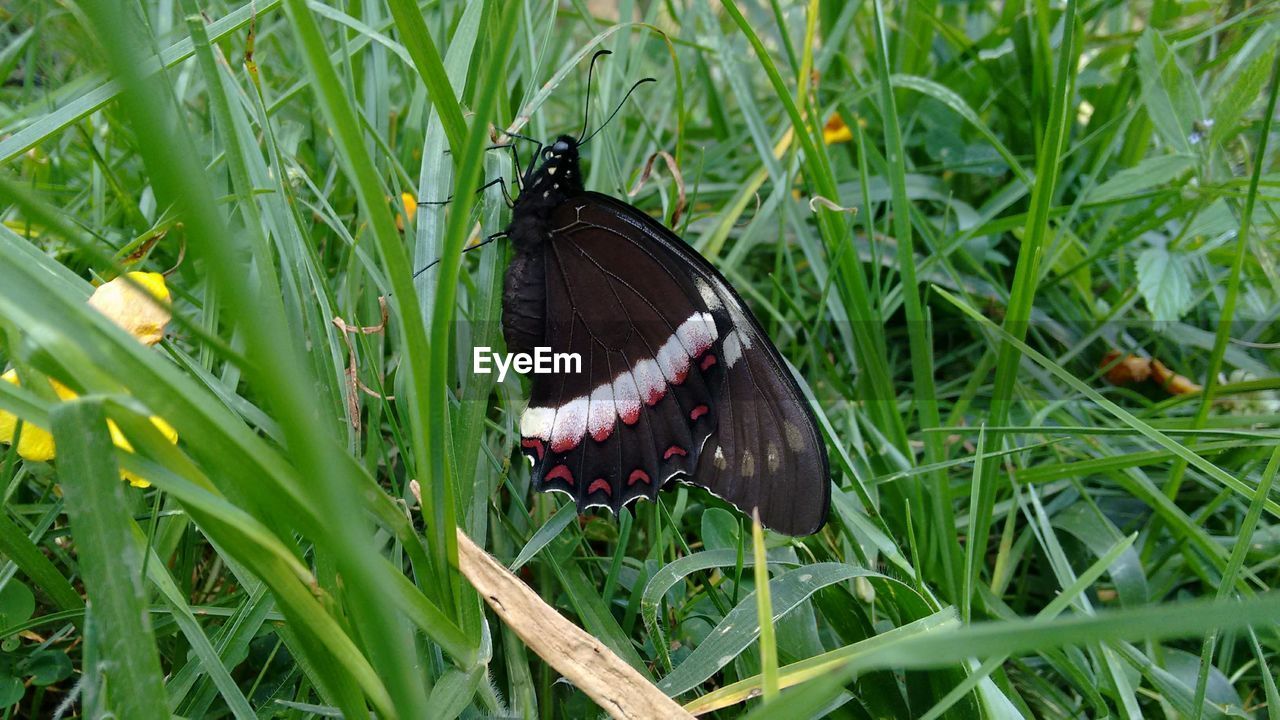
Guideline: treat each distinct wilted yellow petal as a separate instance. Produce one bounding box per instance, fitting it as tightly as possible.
[87,271,171,346]
[823,113,853,144]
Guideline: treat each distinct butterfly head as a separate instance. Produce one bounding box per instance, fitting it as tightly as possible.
[521,135,584,206]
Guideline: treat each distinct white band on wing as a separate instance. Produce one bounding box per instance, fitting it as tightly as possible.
[521,312,719,453]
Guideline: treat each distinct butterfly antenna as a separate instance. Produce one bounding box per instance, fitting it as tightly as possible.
[580,77,656,146]
[578,49,612,143]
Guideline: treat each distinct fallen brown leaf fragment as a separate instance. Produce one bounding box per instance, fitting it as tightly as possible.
[455,528,692,720]
[1101,350,1201,395]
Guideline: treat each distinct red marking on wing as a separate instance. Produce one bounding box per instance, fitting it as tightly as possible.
[643,385,665,407]
[689,404,709,421]
[620,405,641,425]
[672,368,688,385]
[663,445,687,460]
[550,437,579,454]
[591,424,613,443]
[699,353,718,371]
[627,469,651,486]
[545,465,575,486]
[520,438,545,460]
[587,478,611,495]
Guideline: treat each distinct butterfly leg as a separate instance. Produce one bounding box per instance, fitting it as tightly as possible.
[410,231,508,279]
[416,176,515,208]
[495,130,544,187]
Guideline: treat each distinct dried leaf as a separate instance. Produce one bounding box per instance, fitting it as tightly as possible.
[455,529,692,719]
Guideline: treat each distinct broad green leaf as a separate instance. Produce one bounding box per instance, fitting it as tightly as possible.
[0,579,34,630]
[1136,246,1194,321]
[22,650,73,686]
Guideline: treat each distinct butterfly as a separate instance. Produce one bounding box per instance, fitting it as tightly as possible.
[494,55,830,536]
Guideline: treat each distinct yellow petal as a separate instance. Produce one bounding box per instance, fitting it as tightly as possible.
[108,415,178,488]
[0,369,59,462]
[823,113,853,144]
[401,192,418,225]
[87,271,172,346]
[120,469,151,488]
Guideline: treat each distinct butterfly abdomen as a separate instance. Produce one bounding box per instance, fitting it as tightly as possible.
[502,136,584,356]
[501,247,546,357]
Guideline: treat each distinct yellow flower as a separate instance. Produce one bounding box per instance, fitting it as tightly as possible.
[0,370,178,486]
[823,113,853,144]
[0,271,177,486]
[87,271,171,346]
[0,370,78,462]
[395,191,418,232]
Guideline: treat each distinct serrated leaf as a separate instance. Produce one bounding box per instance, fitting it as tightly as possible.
[1089,154,1196,202]
[1136,29,1206,155]
[1136,246,1193,322]
[1210,26,1277,146]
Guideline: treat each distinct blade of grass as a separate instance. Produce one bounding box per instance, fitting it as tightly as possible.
[870,0,957,600]
[52,399,168,719]
[721,0,907,452]
[745,590,1280,720]
[751,510,779,702]
[1192,446,1280,715]
[0,0,282,165]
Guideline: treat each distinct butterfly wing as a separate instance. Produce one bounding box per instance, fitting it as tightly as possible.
[517,192,830,536]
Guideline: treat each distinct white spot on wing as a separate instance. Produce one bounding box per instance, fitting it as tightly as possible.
[550,395,589,451]
[723,331,744,367]
[783,421,804,450]
[696,278,724,311]
[587,383,615,440]
[714,446,727,470]
[612,370,641,423]
[633,358,665,404]
[655,334,691,382]
[741,451,755,477]
[767,443,780,472]
[520,406,554,440]
[675,312,718,356]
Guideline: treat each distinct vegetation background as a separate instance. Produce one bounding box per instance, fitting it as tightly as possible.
[0,0,1278,717]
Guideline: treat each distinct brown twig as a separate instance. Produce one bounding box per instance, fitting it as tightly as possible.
[332,298,392,433]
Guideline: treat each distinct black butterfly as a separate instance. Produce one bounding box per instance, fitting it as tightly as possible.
[494,57,829,536]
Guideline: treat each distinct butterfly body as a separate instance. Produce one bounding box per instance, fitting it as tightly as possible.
[501,134,830,536]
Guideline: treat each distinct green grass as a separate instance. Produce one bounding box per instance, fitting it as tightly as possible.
[0,1,1278,717]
